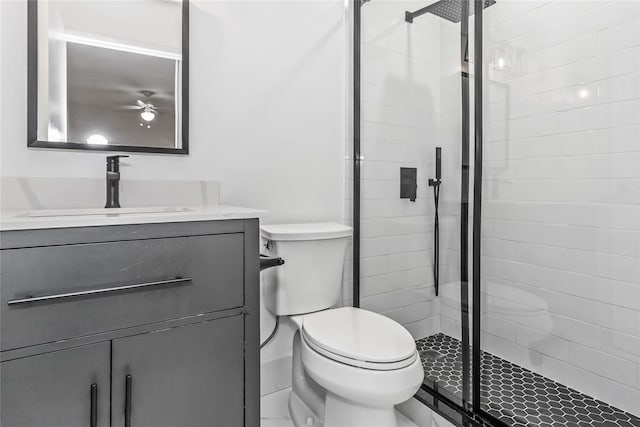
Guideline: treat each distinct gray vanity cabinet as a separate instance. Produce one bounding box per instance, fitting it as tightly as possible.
[111,315,245,427]
[0,219,260,427]
[0,342,111,427]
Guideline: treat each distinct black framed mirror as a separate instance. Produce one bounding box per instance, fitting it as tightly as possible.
[27,0,189,154]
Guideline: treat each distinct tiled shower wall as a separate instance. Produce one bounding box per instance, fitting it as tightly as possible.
[439,0,640,416]
[354,1,445,339]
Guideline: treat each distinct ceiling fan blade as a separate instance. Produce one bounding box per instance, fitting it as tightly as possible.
[147,93,173,100]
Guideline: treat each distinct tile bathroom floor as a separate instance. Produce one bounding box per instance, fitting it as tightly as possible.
[260,387,420,427]
[416,333,640,427]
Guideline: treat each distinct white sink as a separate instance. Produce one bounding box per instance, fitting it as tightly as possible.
[26,206,194,218]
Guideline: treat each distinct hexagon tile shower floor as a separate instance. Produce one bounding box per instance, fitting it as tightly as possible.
[416,334,640,427]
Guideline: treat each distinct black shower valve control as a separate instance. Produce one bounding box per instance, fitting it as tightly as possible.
[428,178,441,187]
[400,167,418,202]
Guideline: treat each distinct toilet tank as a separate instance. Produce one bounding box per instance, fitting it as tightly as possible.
[260,223,352,316]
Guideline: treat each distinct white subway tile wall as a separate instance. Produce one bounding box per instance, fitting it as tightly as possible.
[359,0,447,339]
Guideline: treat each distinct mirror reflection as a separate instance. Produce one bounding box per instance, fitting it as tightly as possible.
[32,0,186,152]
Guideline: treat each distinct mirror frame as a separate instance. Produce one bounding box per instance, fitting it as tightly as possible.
[27,0,189,154]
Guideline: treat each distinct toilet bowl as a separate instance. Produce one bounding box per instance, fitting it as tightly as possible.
[260,223,424,427]
[292,307,424,427]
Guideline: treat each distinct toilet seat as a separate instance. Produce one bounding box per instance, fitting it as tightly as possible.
[300,307,418,371]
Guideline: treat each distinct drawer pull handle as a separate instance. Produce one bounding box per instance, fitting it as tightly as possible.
[124,374,132,427]
[90,383,98,427]
[7,277,192,306]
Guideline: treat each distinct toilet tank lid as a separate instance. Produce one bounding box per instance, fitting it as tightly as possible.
[260,222,352,241]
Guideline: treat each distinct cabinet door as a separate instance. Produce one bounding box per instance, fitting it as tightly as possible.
[1,342,110,427]
[111,315,244,427]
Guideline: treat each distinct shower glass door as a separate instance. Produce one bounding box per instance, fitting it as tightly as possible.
[478,0,640,425]
[357,0,479,413]
[357,0,639,425]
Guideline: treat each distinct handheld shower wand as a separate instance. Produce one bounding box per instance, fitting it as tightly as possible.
[428,147,442,296]
[435,147,441,181]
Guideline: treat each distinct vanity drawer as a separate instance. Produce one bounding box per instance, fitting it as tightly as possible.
[0,233,244,351]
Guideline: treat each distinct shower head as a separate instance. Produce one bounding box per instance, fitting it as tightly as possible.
[406,0,496,24]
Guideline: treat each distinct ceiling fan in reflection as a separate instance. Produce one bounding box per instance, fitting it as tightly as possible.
[121,91,158,128]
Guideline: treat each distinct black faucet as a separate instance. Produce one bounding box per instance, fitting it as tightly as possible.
[105,155,129,208]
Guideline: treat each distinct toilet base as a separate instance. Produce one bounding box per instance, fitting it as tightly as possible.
[324,392,399,427]
[290,388,413,427]
[289,389,323,427]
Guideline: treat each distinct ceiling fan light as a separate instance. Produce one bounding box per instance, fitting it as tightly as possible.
[141,110,155,122]
[87,134,108,145]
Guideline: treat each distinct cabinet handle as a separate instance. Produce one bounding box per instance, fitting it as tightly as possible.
[90,383,98,427]
[7,277,192,306]
[125,374,132,427]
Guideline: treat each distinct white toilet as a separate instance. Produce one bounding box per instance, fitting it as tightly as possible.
[261,223,424,427]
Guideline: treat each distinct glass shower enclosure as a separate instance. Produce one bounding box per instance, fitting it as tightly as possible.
[353,0,640,425]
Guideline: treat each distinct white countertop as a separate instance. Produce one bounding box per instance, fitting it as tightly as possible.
[0,205,267,231]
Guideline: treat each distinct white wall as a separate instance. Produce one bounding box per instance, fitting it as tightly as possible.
[1,0,347,225]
